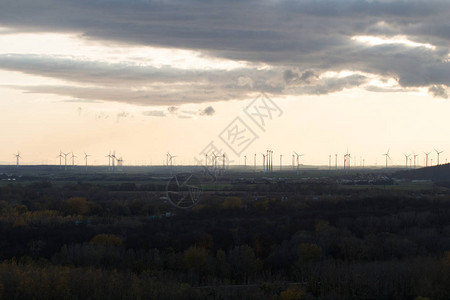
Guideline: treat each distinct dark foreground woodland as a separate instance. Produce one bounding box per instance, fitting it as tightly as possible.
[0,172,449,300]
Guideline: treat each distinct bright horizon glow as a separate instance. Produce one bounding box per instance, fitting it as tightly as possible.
[352,35,436,50]
[0,31,251,70]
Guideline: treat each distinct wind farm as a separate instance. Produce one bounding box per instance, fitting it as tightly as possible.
[2,146,449,171]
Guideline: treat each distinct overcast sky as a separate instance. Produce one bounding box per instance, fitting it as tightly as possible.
[0,0,449,167]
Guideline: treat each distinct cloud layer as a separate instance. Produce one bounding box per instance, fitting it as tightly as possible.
[0,0,449,104]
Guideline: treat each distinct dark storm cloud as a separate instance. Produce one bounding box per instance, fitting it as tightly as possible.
[0,0,448,104]
[199,106,215,116]
[428,85,448,99]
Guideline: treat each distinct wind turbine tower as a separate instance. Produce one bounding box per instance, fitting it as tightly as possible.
[211,153,218,170]
[413,153,419,169]
[14,152,22,167]
[84,152,91,171]
[435,149,444,165]
[424,152,430,167]
[57,151,63,168]
[343,153,351,170]
[268,150,273,173]
[382,149,391,169]
[63,152,69,171]
[111,151,117,172]
[403,153,411,169]
[294,152,304,174]
[71,152,77,168]
[261,153,266,173]
[106,151,112,170]
[166,152,176,170]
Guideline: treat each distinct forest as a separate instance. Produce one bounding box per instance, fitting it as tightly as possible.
[0,171,449,300]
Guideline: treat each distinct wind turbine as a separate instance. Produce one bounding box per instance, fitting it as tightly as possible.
[166,152,176,167]
[413,153,419,169]
[435,149,444,165]
[62,152,70,171]
[84,152,91,171]
[166,152,176,175]
[382,149,391,169]
[211,153,218,170]
[106,151,111,169]
[244,155,247,168]
[111,150,117,171]
[267,150,273,173]
[424,152,430,167]
[347,153,351,169]
[70,152,77,168]
[343,149,351,170]
[294,152,304,174]
[280,154,283,171]
[117,157,124,168]
[335,154,338,169]
[14,151,22,167]
[261,153,266,173]
[57,151,63,168]
[328,155,331,170]
[343,153,351,170]
[403,153,411,169]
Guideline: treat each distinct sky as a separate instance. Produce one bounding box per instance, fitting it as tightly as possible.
[0,0,449,167]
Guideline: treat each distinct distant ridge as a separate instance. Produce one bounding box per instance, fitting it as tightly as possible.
[395,163,450,182]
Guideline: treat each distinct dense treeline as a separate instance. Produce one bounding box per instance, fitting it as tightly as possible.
[0,180,449,299]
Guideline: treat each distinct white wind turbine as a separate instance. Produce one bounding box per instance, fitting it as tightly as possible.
[435,149,444,165]
[294,151,304,174]
[14,151,22,167]
[57,151,64,168]
[62,152,70,170]
[106,151,112,169]
[211,152,218,170]
[70,152,77,167]
[261,152,266,173]
[424,151,431,167]
[413,153,419,169]
[111,150,117,171]
[166,152,176,175]
[84,152,91,171]
[382,149,391,169]
[403,153,411,169]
